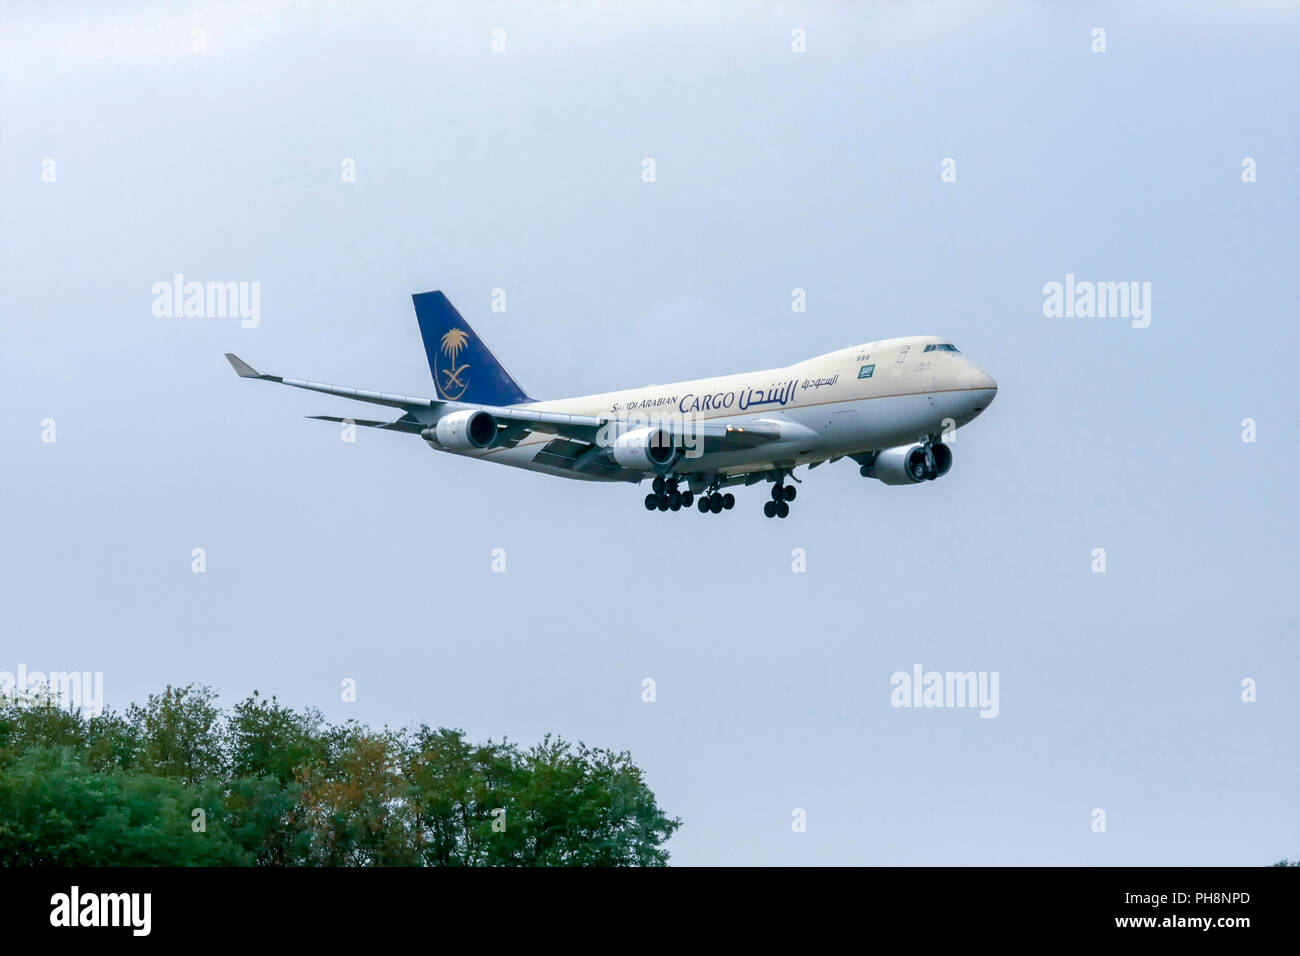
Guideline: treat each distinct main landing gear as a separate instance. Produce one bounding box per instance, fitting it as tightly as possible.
[644,475,694,512]
[643,476,733,515]
[762,475,796,519]
[694,476,734,515]
[696,490,735,515]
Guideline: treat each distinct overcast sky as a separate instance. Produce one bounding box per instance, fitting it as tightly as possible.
[2,0,1297,865]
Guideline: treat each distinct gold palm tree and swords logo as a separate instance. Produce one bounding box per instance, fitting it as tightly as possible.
[436,328,471,399]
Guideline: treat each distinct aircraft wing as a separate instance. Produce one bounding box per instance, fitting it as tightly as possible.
[227,352,443,410]
[225,353,605,442]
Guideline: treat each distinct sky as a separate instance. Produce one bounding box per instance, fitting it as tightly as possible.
[1,0,1297,866]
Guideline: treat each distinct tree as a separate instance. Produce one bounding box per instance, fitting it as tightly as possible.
[0,691,89,765]
[0,748,246,866]
[126,684,224,787]
[403,727,517,866]
[220,692,325,865]
[296,724,415,866]
[493,735,681,866]
[0,684,680,866]
[227,691,324,784]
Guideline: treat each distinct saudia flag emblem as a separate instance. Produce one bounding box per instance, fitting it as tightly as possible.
[437,328,470,399]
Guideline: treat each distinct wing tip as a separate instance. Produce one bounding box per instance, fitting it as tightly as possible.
[225,353,261,378]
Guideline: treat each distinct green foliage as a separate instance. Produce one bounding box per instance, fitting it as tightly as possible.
[0,686,680,867]
[126,685,224,787]
[0,748,247,866]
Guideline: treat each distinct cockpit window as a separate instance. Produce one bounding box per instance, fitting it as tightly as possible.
[923,343,960,353]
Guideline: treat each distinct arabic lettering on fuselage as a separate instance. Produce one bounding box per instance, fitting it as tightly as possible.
[799,374,839,391]
[608,378,800,415]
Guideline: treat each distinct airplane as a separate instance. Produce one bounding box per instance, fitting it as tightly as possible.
[225,290,997,518]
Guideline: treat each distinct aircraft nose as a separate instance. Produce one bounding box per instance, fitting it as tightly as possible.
[964,368,997,393]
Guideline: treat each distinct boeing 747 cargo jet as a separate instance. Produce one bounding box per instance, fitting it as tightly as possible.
[226,291,997,518]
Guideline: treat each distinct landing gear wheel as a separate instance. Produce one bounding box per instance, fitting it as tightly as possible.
[770,484,784,501]
[681,491,694,507]
[652,476,666,495]
[667,478,679,494]
[709,493,724,514]
[697,496,710,513]
[669,491,681,508]
[644,494,658,511]
[783,485,796,502]
[656,495,670,512]
[776,500,790,518]
[763,500,777,518]
[722,493,735,510]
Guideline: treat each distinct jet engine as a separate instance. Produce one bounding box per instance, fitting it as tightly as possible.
[609,426,677,471]
[862,442,952,485]
[422,410,498,450]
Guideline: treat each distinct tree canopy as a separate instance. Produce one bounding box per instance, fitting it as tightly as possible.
[0,685,680,866]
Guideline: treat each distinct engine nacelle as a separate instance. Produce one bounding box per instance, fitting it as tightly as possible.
[422,410,498,450]
[863,442,952,485]
[609,426,677,471]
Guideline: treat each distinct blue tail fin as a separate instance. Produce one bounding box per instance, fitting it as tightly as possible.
[412,291,533,406]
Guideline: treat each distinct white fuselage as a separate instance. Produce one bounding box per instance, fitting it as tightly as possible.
[436,335,997,484]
